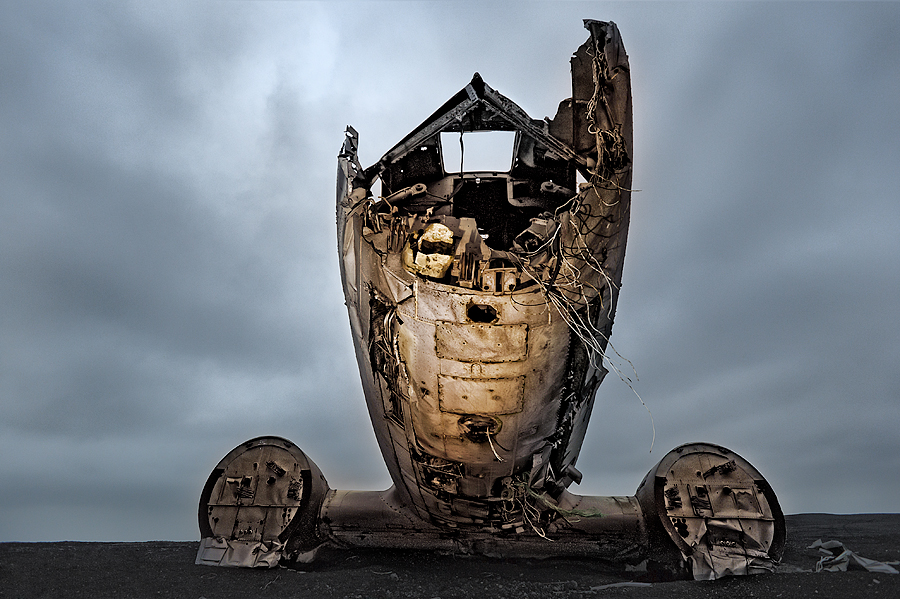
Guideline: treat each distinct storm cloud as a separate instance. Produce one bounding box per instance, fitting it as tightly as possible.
[1,1,898,541]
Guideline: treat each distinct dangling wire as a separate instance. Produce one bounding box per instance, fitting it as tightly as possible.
[458,128,464,174]
[487,430,505,462]
[512,184,656,454]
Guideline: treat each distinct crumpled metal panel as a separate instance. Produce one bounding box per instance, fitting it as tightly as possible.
[197,437,330,567]
[195,537,283,568]
[635,443,786,580]
[809,539,900,574]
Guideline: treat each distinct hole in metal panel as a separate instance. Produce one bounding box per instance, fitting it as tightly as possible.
[467,303,498,323]
[458,415,502,443]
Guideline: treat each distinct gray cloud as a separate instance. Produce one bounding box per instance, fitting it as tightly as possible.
[1,1,898,540]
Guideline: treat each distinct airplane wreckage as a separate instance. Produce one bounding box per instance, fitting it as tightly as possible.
[197,20,785,580]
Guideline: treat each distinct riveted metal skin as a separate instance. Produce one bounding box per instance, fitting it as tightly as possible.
[336,19,633,530]
[198,20,784,579]
[635,443,786,579]
[196,437,329,567]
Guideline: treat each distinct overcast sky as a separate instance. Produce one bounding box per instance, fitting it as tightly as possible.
[2,1,898,542]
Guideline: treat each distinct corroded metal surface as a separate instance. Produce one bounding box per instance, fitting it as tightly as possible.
[336,19,633,531]
[198,20,785,580]
[636,443,786,579]
[196,437,329,567]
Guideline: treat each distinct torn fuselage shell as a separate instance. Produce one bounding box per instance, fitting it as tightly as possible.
[198,20,785,578]
[337,21,632,529]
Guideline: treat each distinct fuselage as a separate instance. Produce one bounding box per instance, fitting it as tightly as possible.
[336,20,633,530]
[197,22,786,579]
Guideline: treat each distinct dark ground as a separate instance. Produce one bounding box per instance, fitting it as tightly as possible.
[2,515,898,599]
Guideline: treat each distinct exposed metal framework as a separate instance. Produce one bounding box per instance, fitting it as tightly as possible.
[197,20,785,581]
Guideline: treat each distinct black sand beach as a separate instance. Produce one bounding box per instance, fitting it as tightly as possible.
[2,514,898,598]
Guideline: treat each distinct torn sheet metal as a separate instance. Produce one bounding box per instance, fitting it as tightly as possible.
[635,443,785,580]
[809,539,900,574]
[336,18,633,533]
[195,537,283,568]
[197,436,330,568]
[198,19,785,580]
[686,541,778,580]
